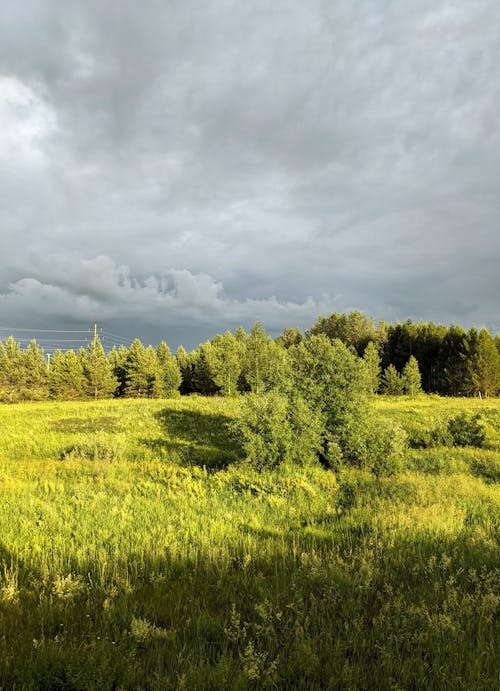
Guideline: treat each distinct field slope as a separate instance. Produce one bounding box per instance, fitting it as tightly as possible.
[0,396,498,689]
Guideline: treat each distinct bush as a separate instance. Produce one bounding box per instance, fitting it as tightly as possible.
[406,421,452,449]
[341,417,408,477]
[235,393,324,470]
[447,413,486,448]
[61,434,125,462]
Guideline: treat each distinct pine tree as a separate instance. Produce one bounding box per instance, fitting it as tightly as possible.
[363,341,381,394]
[49,349,87,400]
[108,345,129,397]
[153,341,180,396]
[22,340,49,399]
[381,365,404,395]
[0,337,23,401]
[176,345,194,394]
[402,355,422,396]
[124,339,160,398]
[83,337,117,399]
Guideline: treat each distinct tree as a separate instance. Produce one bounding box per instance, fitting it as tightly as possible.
[474,329,500,397]
[287,335,370,456]
[49,349,87,400]
[210,331,242,396]
[310,311,377,355]
[402,355,422,397]
[243,323,273,394]
[381,365,404,395]
[276,327,303,349]
[83,338,118,399]
[190,342,219,395]
[21,340,49,399]
[157,342,181,397]
[176,345,194,395]
[108,345,129,397]
[363,341,381,394]
[124,340,162,398]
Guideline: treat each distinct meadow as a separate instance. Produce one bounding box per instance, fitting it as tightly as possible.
[0,395,498,689]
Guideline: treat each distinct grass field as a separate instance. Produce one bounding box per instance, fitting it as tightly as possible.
[0,396,498,689]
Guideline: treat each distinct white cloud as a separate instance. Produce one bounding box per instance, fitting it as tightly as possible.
[0,253,338,332]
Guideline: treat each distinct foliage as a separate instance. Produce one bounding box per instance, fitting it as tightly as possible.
[447,412,486,448]
[235,392,323,470]
[381,364,404,395]
[362,340,381,394]
[0,397,498,689]
[402,355,422,396]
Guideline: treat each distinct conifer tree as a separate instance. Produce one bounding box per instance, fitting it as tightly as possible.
[49,349,87,400]
[402,355,422,397]
[0,337,23,400]
[381,364,404,395]
[83,337,117,399]
[124,339,160,398]
[108,345,129,397]
[22,340,49,399]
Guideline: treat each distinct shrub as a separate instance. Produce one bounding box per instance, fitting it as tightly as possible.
[341,417,408,477]
[447,413,486,448]
[235,393,324,470]
[61,434,125,462]
[406,421,452,449]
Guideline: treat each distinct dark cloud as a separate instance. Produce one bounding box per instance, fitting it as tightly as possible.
[0,0,499,348]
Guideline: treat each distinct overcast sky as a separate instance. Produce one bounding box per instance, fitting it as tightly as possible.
[0,0,499,350]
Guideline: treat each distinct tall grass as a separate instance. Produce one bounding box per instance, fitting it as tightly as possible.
[0,397,498,689]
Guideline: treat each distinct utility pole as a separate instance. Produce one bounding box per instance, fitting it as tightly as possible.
[94,321,98,345]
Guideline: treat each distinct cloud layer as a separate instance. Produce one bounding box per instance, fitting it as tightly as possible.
[1,1,499,347]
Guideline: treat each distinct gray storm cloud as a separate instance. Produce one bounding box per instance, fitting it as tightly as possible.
[0,0,499,346]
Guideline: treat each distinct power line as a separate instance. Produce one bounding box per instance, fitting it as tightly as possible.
[0,327,89,333]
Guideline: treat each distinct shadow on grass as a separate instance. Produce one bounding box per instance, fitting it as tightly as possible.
[0,528,498,690]
[140,407,243,469]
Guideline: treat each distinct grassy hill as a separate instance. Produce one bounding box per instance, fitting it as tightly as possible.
[0,396,498,689]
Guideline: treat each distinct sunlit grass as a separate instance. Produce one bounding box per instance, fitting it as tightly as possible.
[0,396,498,689]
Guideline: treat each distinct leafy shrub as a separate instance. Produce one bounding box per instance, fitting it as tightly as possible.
[61,434,125,462]
[340,417,408,477]
[235,393,324,470]
[447,413,486,448]
[406,421,452,449]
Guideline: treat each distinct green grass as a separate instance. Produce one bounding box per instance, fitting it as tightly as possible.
[0,396,499,689]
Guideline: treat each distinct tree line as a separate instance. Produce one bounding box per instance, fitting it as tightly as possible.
[0,312,499,402]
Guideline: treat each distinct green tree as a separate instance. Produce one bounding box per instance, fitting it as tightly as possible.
[157,342,181,397]
[0,337,24,401]
[363,341,381,394]
[108,345,129,397]
[276,327,303,349]
[287,335,370,457]
[381,364,404,395]
[310,311,377,355]
[191,342,219,395]
[210,331,242,396]
[49,349,87,400]
[243,323,273,394]
[402,355,422,397]
[124,340,161,398]
[21,340,49,399]
[474,329,500,397]
[83,337,118,399]
[176,345,194,395]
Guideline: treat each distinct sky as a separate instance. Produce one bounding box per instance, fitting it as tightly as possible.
[0,0,499,351]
